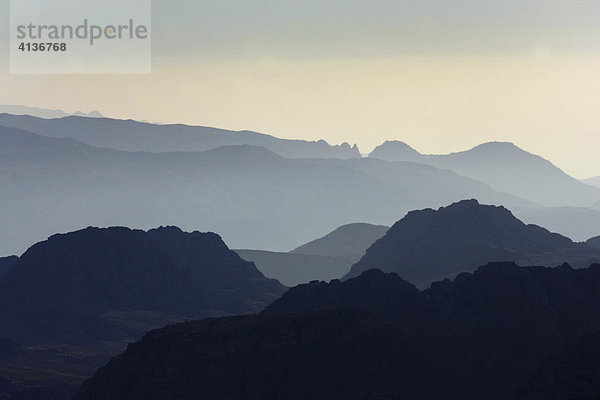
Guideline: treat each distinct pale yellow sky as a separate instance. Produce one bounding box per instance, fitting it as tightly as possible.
[1,0,599,178]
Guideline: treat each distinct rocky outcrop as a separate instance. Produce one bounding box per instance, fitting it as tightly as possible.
[74,262,600,400]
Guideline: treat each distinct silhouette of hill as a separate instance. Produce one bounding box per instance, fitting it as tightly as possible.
[588,236,600,248]
[74,262,600,400]
[0,113,359,158]
[0,257,17,280]
[369,141,600,207]
[512,332,600,400]
[235,250,351,287]
[0,126,533,256]
[0,226,284,345]
[345,200,600,286]
[583,176,600,188]
[0,105,104,120]
[512,206,600,243]
[369,140,422,162]
[290,223,389,258]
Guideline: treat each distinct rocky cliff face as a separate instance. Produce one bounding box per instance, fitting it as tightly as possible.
[0,226,285,345]
[75,262,600,400]
[345,199,598,286]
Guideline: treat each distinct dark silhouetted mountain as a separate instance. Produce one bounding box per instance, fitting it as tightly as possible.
[290,223,389,259]
[512,332,600,400]
[345,200,600,286]
[583,176,600,188]
[74,263,600,400]
[513,206,600,242]
[0,126,533,256]
[235,250,351,287]
[0,105,103,119]
[0,339,18,360]
[0,256,18,280]
[587,236,600,248]
[0,113,359,158]
[0,226,284,345]
[369,141,600,207]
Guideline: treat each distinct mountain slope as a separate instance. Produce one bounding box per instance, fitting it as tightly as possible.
[0,257,17,281]
[369,141,600,207]
[290,223,389,258]
[235,250,352,287]
[514,206,600,242]
[583,176,600,188]
[588,236,600,248]
[0,113,359,159]
[0,226,285,345]
[74,262,600,400]
[0,126,533,256]
[345,200,600,286]
[0,105,103,120]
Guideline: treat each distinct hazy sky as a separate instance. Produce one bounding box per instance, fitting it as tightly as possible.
[1,0,599,178]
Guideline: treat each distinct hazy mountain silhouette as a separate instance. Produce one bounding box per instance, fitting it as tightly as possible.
[511,331,600,400]
[0,126,533,256]
[345,200,600,286]
[290,223,389,258]
[235,250,351,287]
[513,206,600,242]
[75,262,600,400]
[0,105,103,119]
[583,176,600,188]
[0,256,17,280]
[369,140,422,162]
[0,226,284,345]
[588,236,600,248]
[0,113,359,158]
[369,141,600,207]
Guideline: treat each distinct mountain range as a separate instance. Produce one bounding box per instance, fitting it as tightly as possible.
[369,140,600,207]
[74,262,600,400]
[0,226,284,345]
[234,250,352,287]
[290,223,389,258]
[583,176,600,188]
[235,223,390,286]
[0,105,103,120]
[345,200,600,286]
[0,113,359,158]
[0,125,532,256]
[0,226,285,399]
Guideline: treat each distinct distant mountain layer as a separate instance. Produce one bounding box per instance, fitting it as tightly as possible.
[588,236,600,248]
[369,141,600,207]
[75,263,600,400]
[235,250,353,287]
[583,176,600,188]
[0,126,533,256]
[514,206,600,242]
[345,200,600,286]
[0,113,360,159]
[0,105,103,119]
[0,226,285,345]
[0,257,17,280]
[290,223,389,258]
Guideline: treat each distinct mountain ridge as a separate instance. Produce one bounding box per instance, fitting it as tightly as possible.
[0,113,360,159]
[74,262,600,400]
[345,199,600,286]
[369,140,600,207]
